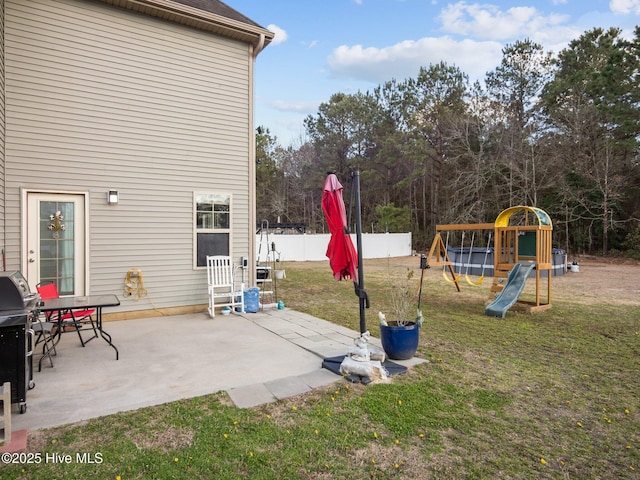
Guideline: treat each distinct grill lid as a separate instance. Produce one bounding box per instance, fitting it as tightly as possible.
[0,271,39,311]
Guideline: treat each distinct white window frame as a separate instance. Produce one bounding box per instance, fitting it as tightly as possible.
[194,192,232,269]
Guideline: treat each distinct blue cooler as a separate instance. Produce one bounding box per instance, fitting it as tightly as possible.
[243,287,260,313]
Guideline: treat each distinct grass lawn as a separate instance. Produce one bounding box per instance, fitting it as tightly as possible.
[2,258,639,479]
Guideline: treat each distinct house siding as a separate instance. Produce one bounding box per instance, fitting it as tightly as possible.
[1,0,5,247]
[5,0,252,312]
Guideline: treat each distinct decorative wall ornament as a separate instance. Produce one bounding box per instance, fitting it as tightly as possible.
[48,211,66,239]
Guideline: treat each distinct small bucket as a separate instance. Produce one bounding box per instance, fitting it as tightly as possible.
[274,269,286,280]
[570,264,579,273]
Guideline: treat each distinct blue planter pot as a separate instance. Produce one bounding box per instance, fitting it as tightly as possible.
[379,322,420,360]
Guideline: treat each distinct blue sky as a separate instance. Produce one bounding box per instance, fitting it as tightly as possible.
[223,0,639,147]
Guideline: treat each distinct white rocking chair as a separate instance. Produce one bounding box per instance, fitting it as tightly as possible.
[206,255,245,318]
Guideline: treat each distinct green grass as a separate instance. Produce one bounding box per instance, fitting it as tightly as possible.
[1,259,639,479]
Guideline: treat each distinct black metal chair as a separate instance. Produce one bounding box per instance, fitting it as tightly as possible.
[32,316,57,371]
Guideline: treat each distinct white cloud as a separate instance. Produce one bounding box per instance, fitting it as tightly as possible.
[438,2,570,41]
[270,100,321,114]
[610,0,640,14]
[300,40,319,49]
[327,36,503,84]
[267,24,288,45]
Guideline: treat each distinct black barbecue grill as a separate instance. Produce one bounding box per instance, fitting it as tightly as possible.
[0,271,40,413]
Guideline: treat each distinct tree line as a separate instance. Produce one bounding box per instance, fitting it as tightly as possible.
[256,27,640,257]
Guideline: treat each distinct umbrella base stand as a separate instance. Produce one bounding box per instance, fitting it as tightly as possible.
[321,331,407,384]
[321,356,408,384]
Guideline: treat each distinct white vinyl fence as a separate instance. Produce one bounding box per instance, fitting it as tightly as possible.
[256,233,412,262]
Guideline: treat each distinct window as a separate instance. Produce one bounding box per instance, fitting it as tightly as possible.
[194,193,231,267]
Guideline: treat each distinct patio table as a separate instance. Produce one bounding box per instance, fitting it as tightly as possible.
[39,294,121,360]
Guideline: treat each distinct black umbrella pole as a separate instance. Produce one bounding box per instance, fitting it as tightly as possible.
[353,170,367,334]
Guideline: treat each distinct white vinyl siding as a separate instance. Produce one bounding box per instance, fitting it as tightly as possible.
[0,1,5,240]
[4,0,252,312]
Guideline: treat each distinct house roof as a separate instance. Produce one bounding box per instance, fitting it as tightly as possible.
[99,0,274,51]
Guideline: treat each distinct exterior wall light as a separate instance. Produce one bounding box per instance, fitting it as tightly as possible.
[107,190,119,205]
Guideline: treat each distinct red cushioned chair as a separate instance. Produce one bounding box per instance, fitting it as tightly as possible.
[36,282,98,347]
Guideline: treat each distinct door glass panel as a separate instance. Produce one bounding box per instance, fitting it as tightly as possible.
[39,201,76,295]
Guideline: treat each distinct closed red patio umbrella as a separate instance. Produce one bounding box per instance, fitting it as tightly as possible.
[320,172,410,382]
[322,173,358,281]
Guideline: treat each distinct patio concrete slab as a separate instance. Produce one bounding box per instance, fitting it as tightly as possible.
[227,383,276,409]
[265,375,313,400]
[9,308,426,433]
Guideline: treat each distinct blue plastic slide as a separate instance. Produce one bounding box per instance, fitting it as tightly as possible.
[485,263,535,318]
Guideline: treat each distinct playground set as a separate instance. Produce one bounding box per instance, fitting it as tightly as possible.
[426,206,554,318]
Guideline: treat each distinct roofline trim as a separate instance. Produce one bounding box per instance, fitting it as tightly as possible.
[100,0,274,49]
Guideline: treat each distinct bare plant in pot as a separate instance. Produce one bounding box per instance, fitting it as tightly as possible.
[378,267,424,360]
